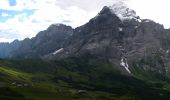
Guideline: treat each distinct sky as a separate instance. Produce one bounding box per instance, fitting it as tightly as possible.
[0,0,170,42]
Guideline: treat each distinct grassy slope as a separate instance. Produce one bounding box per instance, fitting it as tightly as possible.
[0,66,118,100]
[0,57,170,100]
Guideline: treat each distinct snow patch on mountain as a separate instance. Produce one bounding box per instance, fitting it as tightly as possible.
[143,19,151,23]
[119,27,123,31]
[109,2,140,22]
[52,48,64,55]
[120,57,131,74]
[135,26,138,28]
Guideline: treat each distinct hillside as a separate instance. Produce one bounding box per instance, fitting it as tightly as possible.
[0,58,170,100]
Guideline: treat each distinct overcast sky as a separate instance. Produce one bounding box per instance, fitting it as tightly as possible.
[0,0,170,42]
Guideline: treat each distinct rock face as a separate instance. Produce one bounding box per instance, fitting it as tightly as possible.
[1,4,170,77]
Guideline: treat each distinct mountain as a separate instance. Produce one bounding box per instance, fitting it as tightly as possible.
[16,24,73,58]
[0,3,170,78]
[44,5,170,78]
[0,24,73,58]
[1,4,170,78]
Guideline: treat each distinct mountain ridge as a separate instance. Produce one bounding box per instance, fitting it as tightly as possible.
[0,5,170,77]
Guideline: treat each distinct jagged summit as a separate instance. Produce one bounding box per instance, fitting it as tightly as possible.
[109,2,140,22]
